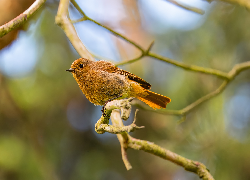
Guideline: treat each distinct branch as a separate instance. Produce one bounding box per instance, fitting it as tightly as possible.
[55,0,94,60]
[128,136,214,179]
[0,0,46,38]
[110,110,132,170]
[147,52,229,79]
[166,0,205,15]
[140,61,250,116]
[95,98,144,134]
[107,99,214,179]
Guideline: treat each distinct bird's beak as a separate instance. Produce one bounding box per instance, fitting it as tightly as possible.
[66,68,75,72]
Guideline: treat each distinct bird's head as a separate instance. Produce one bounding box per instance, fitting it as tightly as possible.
[66,58,92,76]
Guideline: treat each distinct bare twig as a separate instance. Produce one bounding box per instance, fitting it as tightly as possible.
[70,0,144,53]
[166,0,205,15]
[140,61,250,115]
[147,52,229,79]
[0,0,46,37]
[56,0,94,60]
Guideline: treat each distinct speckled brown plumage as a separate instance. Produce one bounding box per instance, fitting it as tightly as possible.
[67,58,171,109]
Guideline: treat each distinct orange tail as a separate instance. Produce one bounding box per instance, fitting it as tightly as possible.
[137,90,171,109]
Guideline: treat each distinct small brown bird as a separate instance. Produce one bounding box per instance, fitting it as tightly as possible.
[66,58,171,109]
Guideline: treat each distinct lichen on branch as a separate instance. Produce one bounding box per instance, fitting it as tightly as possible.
[95,98,144,134]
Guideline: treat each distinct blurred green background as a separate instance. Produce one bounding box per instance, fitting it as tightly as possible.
[0,0,250,180]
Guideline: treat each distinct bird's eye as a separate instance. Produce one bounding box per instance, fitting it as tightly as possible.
[79,64,83,68]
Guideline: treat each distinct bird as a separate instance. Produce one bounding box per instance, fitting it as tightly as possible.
[66,58,171,109]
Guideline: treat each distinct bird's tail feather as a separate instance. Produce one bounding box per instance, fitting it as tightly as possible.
[137,90,171,109]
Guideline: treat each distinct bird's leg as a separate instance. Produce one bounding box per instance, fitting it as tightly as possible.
[102,94,123,117]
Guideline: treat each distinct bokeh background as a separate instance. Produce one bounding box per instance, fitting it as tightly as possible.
[0,0,250,179]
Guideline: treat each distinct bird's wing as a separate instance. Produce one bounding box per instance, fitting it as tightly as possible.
[114,68,151,89]
[94,60,151,89]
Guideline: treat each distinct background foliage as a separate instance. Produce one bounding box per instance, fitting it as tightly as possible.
[0,0,250,180]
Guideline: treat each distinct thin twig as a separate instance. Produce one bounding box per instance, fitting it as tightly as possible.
[140,61,250,115]
[148,52,229,79]
[70,0,145,53]
[0,0,46,37]
[166,0,205,15]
